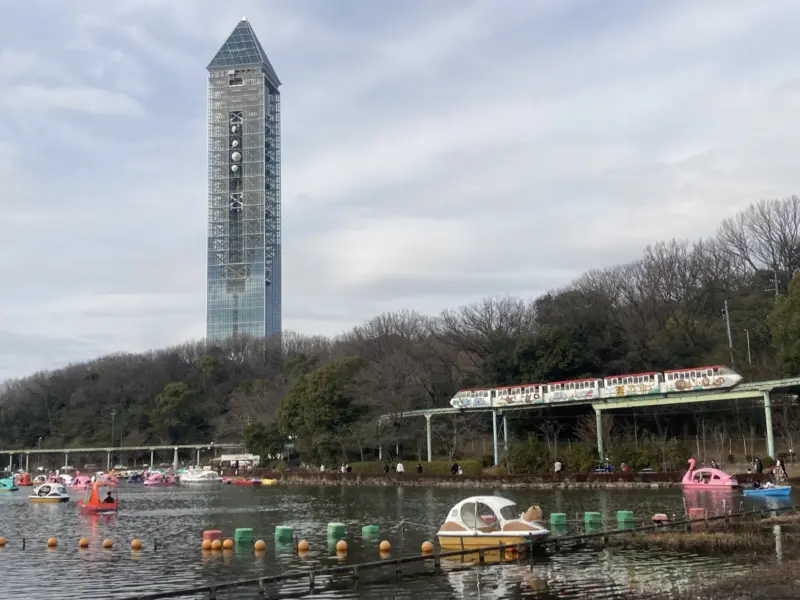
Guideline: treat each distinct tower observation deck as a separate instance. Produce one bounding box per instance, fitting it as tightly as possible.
[206,18,282,341]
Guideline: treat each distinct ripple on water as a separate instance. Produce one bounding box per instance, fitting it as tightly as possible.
[0,484,767,599]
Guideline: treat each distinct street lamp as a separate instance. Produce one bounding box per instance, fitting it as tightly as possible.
[111,410,116,448]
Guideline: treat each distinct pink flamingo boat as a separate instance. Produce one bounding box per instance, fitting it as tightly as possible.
[682,458,738,488]
[143,473,175,486]
[71,475,92,490]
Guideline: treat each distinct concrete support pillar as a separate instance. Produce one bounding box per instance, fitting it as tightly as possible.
[503,414,509,452]
[173,447,178,470]
[196,448,201,466]
[150,449,154,467]
[106,452,111,470]
[25,454,29,473]
[425,414,432,463]
[595,408,604,461]
[7,455,11,472]
[64,452,69,468]
[492,410,499,466]
[764,391,775,459]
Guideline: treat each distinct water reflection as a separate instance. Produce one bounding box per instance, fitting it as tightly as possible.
[0,483,769,599]
[682,488,736,516]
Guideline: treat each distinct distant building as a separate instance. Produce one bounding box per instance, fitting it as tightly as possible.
[206,18,282,341]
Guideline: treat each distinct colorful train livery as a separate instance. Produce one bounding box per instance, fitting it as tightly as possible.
[449,366,742,409]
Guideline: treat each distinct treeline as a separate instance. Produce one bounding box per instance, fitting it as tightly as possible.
[2,197,800,467]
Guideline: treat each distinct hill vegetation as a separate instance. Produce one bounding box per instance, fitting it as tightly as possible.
[2,197,800,469]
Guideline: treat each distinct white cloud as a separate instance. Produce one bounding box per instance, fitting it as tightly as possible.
[0,84,143,115]
[1,0,800,378]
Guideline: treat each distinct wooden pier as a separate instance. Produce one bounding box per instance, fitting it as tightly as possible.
[124,504,800,600]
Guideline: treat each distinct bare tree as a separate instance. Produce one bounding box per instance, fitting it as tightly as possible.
[717,196,800,280]
[537,420,565,460]
[575,413,615,455]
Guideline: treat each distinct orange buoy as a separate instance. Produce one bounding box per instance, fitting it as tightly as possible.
[201,539,212,550]
[78,538,89,548]
[336,540,347,553]
[211,539,222,551]
[380,551,391,560]
[379,540,391,552]
[222,538,233,550]
[102,538,113,549]
[0,536,6,547]
[421,541,434,553]
[297,539,309,552]
[47,537,57,548]
[254,539,266,552]
[131,539,142,551]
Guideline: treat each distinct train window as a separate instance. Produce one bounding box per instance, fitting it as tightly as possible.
[706,369,712,376]
[491,391,496,398]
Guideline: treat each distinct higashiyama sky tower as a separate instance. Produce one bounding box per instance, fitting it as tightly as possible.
[206,18,281,342]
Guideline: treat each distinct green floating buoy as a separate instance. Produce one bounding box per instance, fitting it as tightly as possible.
[327,522,346,540]
[274,526,293,542]
[550,513,567,526]
[361,525,380,537]
[616,510,634,522]
[584,512,602,524]
[234,528,254,544]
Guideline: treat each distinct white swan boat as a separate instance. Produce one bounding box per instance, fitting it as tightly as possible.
[29,483,70,503]
[179,469,222,484]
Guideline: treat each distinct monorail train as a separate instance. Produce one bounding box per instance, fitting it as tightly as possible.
[449,365,743,409]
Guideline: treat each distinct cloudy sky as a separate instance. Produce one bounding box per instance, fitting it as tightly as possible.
[1,0,799,379]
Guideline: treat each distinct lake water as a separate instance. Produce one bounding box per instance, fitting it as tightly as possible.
[0,483,786,599]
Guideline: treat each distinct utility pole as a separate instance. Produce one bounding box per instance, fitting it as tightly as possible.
[111,410,116,450]
[743,329,752,367]
[722,299,735,368]
[767,269,780,298]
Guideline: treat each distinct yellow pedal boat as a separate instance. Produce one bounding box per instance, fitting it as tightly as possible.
[436,496,549,550]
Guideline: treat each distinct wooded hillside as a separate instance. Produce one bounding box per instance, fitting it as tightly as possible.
[3,197,800,466]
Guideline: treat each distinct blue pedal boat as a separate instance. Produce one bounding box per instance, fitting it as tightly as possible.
[743,486,791,497]
[0,477,18,492]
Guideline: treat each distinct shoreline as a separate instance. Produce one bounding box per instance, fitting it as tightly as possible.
[222,470,798,489]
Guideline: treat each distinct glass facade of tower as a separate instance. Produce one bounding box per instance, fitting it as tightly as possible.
[206,20,281,342]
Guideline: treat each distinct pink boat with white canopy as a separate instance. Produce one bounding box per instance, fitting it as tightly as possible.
[682,458,738,488]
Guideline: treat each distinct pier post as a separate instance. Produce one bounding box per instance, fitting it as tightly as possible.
[107,451,111,470]
[764,391,775,459]
[25,453,29,473]
[150,449,154,467]
[492,410,499,466]
[425,414,432,463]
[196,447,201,466]
[6,454,10,472]
[595,408,604,461]
[64,452,68,468]
[173,447,179,470]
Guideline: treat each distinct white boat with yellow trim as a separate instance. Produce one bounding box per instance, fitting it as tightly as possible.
[436,496,549,550]
[29,483,70,503]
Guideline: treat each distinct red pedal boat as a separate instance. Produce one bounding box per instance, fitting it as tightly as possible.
[78,481,119,513]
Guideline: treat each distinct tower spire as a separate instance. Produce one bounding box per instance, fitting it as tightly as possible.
[207,19,280,88]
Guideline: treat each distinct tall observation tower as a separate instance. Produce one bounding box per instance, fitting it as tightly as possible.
[205,18,282,342]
